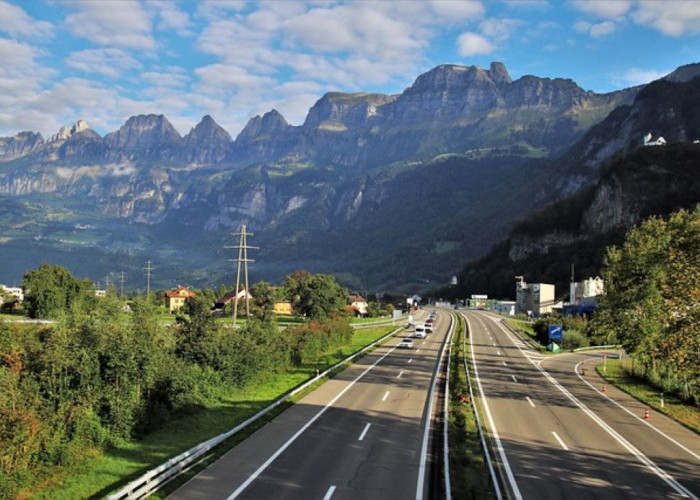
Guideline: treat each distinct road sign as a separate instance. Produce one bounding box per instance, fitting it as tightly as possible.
[548,325,563,342]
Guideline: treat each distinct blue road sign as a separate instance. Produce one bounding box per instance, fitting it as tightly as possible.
[548,325,563,342]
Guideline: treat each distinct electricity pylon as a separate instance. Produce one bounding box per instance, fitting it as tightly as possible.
[225,225,258,326]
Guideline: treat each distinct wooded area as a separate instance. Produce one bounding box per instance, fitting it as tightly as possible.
[0,268,364,498]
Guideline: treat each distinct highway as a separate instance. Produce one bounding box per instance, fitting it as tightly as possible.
[169,310,451,500]
[464,309,700,499]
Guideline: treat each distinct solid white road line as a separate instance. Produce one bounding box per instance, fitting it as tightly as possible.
[574,361,700,463]
[466,314,522,499]
[382,390,390,401]
[358,423,371,441]
[526,396,536,408]
[323,485,336,500]
[486,315,697,499]
[226,344,400,499]
[552,431,569,451]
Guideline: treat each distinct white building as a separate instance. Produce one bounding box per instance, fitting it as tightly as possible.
[0,285,24,303]
[492,301,516,315]
[516,280,557,317]
[643,132,666,146]
[570,276,604,305]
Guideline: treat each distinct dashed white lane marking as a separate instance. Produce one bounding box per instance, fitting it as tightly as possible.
[552,431,569,451]
[497,351,501,356]
[503,361,508,367]
[511,375,518,383]
[382,391,390,401]
[358,423,371,441]
[526,396,536,408]
[408,358,413,364]
[397,370,404,378]
[323,485,336,500]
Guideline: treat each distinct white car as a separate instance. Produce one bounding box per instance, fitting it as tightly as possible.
[413,330,426,339]
[399,338,414,349]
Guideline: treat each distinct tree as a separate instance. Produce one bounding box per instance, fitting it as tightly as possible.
[250,281,276,323]
[592,206,700,401]
[285,272,347,321]
[22,264,95,319]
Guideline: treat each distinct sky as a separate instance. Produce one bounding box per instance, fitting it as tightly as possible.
[1,0,700,140]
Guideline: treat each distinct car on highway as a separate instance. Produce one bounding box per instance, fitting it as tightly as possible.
[425,323,434,333]
[399,338,414,349]
[413,330,426,338]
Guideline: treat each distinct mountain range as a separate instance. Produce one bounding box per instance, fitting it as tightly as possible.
[1,61,699,294]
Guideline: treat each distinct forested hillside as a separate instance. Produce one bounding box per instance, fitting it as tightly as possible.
[447,143,700,299]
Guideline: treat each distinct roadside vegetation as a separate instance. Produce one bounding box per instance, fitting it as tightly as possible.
[0,264,397,499]
[448,313,493,499]
[596,359,700,434]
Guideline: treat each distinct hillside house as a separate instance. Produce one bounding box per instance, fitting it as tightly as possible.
[0,285,24,303]
[165,286,196,313]
[347,294,369,316]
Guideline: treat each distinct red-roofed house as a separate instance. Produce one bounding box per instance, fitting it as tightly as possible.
[165,286,196,313]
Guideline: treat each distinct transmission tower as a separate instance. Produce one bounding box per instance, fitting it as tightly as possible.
[225,225,258,326]
[143,261,154,298]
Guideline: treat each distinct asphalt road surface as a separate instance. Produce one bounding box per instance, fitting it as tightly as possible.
[169,310,450,500]
[463,310,700,499]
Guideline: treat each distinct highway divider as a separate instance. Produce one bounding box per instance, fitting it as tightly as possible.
[107,326,403,500]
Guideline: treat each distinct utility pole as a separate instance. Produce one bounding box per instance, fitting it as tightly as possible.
[225,225,258,327]
[120,271,125,298]
[143,261,154,299]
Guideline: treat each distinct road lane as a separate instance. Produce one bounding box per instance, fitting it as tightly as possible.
[169,310,450,500]
[464,310,696,499]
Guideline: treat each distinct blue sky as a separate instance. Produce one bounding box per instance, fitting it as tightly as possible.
[1,0,700,139]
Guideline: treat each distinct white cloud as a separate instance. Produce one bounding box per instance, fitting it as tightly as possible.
[480,18,521,41]
[64,0,156,50]
[570,0,632,19]
[150,1,194,36]
[0,0,53,39]
[457,32,495,56]
[574,19,619,38]
[612,67,668,87]
[429,0,484,23]
[589,20,618,37]
[66,48,142,78]
[632,0,700,37]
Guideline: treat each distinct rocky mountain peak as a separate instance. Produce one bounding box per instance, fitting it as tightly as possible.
[238,109,290,139]
[104,114,182,151]
[488,61,512,87]
[664,62,700,83]
[185,115,232,143]
[49,120,95,143]
[183,115,233,164]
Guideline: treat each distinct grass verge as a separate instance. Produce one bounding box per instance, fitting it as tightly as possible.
[29,326,397,499]
[596,359,700,434]
[448,314,493,499]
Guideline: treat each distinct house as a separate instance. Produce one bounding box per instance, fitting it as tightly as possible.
[273,301,293,315]
[214,289,253,311]
[347,294,369,316]
[492,301,516,316]
[0,285,24,303]
[165,286,196,313]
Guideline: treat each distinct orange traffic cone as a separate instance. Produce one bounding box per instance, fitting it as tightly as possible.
[644,408,650,420]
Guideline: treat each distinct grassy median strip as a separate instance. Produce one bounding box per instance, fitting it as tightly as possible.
[596,359,700,434]
[32,326,397,500]
[448,314,493,499]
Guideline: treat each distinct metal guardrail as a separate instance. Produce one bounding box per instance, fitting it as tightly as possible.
[443,315,454,500]
[107,326,402,499]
